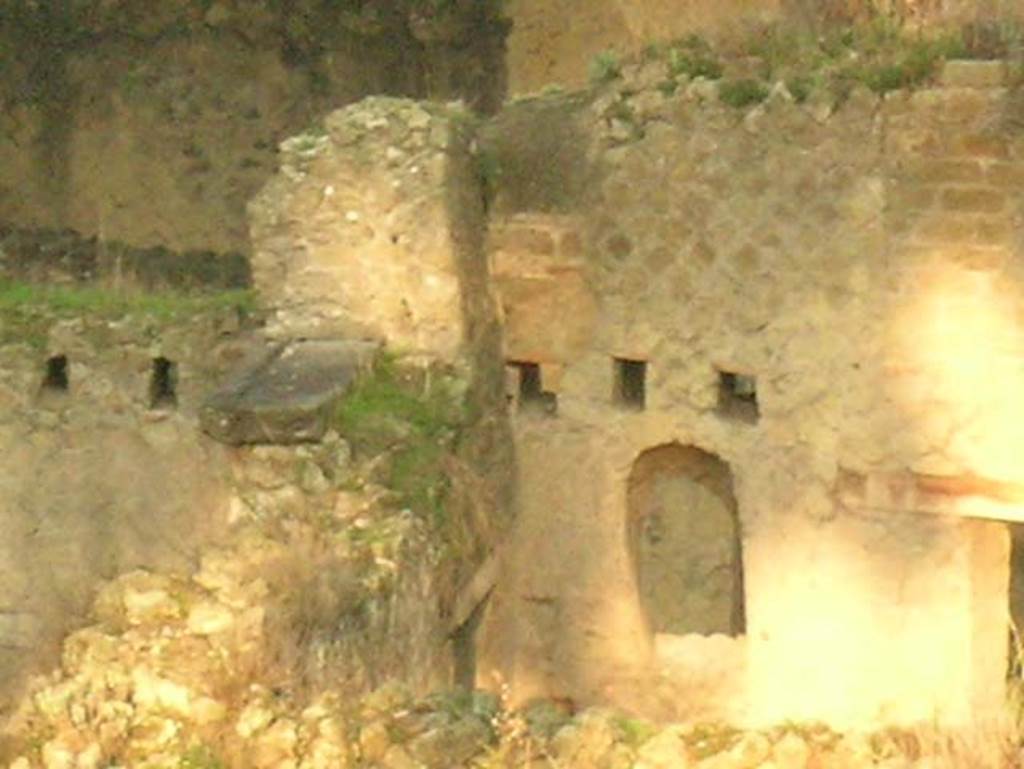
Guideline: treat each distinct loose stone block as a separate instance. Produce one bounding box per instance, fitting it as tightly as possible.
[200,339,376,445]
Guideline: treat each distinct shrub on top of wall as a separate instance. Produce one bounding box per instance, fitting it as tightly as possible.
[611,13,1011,113]
[667,34,724,81]
[332,352,469,529]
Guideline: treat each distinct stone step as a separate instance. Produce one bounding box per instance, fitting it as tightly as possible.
[200,338,377,445]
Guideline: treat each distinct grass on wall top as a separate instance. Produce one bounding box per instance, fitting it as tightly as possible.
[0,280,256,348]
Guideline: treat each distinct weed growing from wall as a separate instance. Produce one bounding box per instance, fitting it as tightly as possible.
[333,352,469,533]
[589,50,622,84]
[178,743,227,769]
[666,34,724,81]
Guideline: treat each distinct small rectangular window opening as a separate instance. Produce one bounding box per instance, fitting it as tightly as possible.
[613,358,646,409]
[507,361,557,416]
[149,357,178,409]
[41,354,69,393]
[717,370,759,424]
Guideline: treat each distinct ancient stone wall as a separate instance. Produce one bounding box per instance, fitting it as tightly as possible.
[250,97,503,374]
[0,0,507,255]
[478,59,1024,728]
[247,95,516,696]
[0,287,262,703]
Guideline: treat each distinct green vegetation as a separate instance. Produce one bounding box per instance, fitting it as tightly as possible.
[521,700,571,739]
[683,722,743,760]
[739,17,969,98]
[0,280,255,318]
[425,689,500,726]
[785,73,814,103]
[837,24,966,94]
[589,50,622,84]
[0,280,256,349]
[623,14,1021,110]
[178,744,226,769]
[613,714,658,748]
[666,34,724,80]
[333,353,469,532]
[719,78,770,108]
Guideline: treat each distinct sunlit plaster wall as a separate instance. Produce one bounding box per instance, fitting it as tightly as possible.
[745,511,1009,728]
[479,60,1024,728]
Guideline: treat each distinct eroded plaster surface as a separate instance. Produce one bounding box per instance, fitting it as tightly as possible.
[477,60,1024,729]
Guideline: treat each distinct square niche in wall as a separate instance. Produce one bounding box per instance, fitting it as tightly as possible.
[613,357,646,410]
[41,354,69,393]
[149,357,178,409]
[506,361,557,416]
[717,369,759,424]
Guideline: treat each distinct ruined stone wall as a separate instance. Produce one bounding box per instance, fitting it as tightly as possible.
[0,289,262,704]
[479,59,1024,728]
[0,0,507,255]
[248,95,516,693]
[250,97,505,381]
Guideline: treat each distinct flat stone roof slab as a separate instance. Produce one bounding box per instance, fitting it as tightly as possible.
[201,339,377,445]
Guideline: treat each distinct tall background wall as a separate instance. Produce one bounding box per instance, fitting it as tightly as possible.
[0,0,508,255]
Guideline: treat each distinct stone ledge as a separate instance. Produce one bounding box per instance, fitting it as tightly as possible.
[200,339,377,445]
[838,469,1024,523]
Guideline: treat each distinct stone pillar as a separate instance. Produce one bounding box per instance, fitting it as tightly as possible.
[249,97,491,366]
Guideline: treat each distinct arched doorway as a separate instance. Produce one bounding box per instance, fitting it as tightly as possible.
[627,443,745,636]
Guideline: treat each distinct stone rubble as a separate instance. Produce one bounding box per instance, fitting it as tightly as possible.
[1,521,1017,768]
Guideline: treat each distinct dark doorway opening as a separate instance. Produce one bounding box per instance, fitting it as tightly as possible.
[613,358,647,410]
[149,357,178,409]
[41,355,69,393]
[717,370,759,424]
[507,361,557,416]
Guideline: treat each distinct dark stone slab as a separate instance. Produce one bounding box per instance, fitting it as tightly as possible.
[200,339,377,445]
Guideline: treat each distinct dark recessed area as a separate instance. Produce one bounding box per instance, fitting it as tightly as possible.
[149,357,178,409]
[717,370,759,424]
[507,361,557,416]
[614,357,646,409]
[629,443,745,636]
[41,355,69,392]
